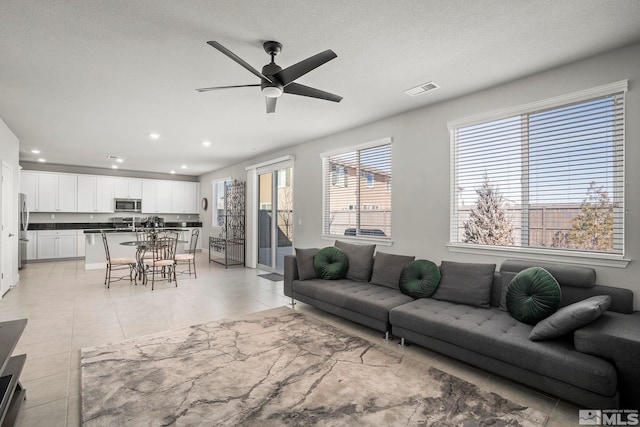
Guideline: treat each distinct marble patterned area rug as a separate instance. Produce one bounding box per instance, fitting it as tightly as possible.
[81,307,548,426]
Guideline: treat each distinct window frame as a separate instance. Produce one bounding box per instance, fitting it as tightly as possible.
[447,81,629,268]
[321,137,393,245]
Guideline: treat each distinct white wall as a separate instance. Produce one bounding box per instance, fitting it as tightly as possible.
[0,118,20,290]
[200,42,640,308]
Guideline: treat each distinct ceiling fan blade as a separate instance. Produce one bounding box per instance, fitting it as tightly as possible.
[196,84,260,92]
[266,97,277,114]
[284,82,343,103]
[273,50,337,86]
[207,41,273,83]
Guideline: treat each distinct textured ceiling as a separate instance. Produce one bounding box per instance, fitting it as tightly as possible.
[1,0,640,176]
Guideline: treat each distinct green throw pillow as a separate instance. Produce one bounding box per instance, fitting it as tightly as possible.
[313,247,349,280]
[399,260,441,298]
[506,267,561,325]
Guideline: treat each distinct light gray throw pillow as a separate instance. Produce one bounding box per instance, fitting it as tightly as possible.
[432,261,496,308]
[369,252,415,289]
[334,240,376,282]
[529,295,611,341]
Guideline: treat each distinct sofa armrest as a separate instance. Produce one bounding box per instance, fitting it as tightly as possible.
[284,255,298,298]
[574,311,640,407]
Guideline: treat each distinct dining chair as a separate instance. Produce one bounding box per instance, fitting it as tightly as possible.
[101,232,137,288]
[137,229,158,260]
[175,229,199,278]
[143,232,178,290]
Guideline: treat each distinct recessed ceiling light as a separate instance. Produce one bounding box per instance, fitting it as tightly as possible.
[202,141,211,147]
[181,165,187,169]
[31,149,41,154]
[111,165,118,169]
[170,170,176,174]
[149,133,160,140]
[38,158,46,162]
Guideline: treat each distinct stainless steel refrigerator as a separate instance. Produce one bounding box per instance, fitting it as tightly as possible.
[18,193,29,268]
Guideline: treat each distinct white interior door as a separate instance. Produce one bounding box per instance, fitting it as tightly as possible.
[1,162,14,295]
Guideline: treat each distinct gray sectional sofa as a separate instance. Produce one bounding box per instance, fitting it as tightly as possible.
[283,252,640,409]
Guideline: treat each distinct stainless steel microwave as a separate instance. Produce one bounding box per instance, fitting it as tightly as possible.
[114,198,142,212]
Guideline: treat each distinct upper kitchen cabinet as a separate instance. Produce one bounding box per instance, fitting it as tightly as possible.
[37,172,77,212]
[20,171,39,212]
[78,176,114,212]
[170,182,199,214]
[114,178,142,199]
[142,179,172,213]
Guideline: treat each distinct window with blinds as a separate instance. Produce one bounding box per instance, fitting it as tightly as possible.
[322,138,392,239]
[450,83,626,255]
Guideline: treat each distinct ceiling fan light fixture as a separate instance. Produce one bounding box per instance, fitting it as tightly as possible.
[262,86,283,98]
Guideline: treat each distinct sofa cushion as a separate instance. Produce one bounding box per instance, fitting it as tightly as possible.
[334,240,376,282]
[389,298,617,396]
[499,271,517,311]
[295,248,319,280]
[293,279,414,323]
[399,260,440,298]
[370,252,415,289]
[313,247,349,280]
[529,295,611,341]
[432,261,496,308]
[507,267,561,325]
[501,259,596,288]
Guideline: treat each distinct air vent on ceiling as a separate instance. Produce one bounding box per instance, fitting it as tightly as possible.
[404,81,440,97]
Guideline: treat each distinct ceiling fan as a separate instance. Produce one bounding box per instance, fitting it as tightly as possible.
[196,41,343,113]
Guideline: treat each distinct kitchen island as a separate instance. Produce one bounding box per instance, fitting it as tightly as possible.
[83,229,191,270]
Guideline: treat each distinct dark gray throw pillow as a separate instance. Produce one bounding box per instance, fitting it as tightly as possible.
[529,295,611,341]
[295,248,319,280]
[334,240,376,282]
[432,261,496,308]
[370,252,415,289]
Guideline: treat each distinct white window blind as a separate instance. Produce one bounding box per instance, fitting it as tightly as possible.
[450,84,625,255]
[322,139,392,239]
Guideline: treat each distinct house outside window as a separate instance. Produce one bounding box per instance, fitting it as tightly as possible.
[331,165,347,187]
[449,81,626,258]
[322,137,392,239]
[213,178,232,227]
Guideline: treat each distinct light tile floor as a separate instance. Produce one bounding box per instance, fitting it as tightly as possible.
[2,255,580,426]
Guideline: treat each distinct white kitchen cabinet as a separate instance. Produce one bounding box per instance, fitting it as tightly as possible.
[156,181,172,213]
[78,176,114,212]
[26,231,37,260]
[77,230,86,257]
[37,230,78,259]
[142,180,158,213]
[20,171,39,212]
[142,180,172,213]
[36,173,78,212]
[170,182,199,214]
[114,178,142,199]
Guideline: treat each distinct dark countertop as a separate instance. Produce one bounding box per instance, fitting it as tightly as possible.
[28,222,202,231]
[83,228,191,234]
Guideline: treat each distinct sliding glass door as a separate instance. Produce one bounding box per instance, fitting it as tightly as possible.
[257,165,293,271]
